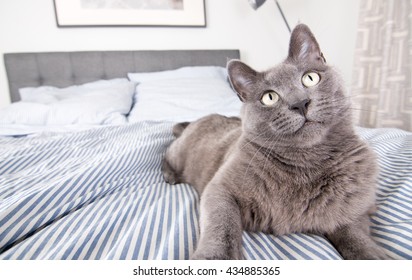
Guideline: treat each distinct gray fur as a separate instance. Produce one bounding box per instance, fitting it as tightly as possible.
[163,24,387,260]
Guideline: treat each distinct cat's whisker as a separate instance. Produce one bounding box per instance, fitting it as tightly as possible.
[240,137,272,185]
[240,130,270,151]
[260,136,281,177]
[348,108,386,115]
[241,132,286,192]
[328,92,373,103]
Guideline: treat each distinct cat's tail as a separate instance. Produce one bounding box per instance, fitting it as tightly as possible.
[172,122,190,138]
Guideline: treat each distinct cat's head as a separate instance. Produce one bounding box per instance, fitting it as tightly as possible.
[228,24,351,147]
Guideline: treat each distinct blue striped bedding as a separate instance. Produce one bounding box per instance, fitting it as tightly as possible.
[0,121,411,259]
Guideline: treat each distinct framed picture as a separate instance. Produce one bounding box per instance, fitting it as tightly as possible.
[54,0,206,27]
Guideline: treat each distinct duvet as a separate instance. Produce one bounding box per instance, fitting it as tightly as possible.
[0,122,411,259]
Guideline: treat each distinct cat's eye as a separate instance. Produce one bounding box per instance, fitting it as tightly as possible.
[302,72,320,87]
[261,91,279,106]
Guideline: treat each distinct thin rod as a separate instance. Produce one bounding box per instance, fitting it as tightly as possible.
[275,0,291,33]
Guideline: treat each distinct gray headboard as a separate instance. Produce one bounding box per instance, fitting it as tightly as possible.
[4,50,240,102]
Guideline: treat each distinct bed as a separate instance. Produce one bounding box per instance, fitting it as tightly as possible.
[0,50,411,260]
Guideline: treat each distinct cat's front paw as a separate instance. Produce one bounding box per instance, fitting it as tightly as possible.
[191,249,241,260]
[191,252,230,260]
[357,247,390,260]
[339,244,390,260]
[162,159,181,185]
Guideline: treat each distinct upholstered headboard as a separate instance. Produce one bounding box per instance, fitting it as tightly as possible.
[4,50,240,102]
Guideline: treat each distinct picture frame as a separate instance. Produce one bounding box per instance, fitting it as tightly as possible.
[53,0,206,27]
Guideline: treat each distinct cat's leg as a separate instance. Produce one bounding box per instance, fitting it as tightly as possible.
[326,213,388,259]
[192,184,243,260]
[162,158,182,185]
[162,122,191,184]
[172,122,190,137]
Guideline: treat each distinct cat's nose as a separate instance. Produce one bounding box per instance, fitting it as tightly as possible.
[290,99,311,117]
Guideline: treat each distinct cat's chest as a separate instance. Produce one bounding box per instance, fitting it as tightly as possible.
[228,141,377,235]
[237,166,370,235]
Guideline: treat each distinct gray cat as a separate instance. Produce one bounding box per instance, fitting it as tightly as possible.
[162,24,387,260]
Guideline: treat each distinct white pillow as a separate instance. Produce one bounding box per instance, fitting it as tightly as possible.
[127,77,242,123]
[127,66,227,83]
[19,78,130,104]
[1,80,135,125]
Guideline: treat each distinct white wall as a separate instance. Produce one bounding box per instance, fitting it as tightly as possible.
[0,0,359,107]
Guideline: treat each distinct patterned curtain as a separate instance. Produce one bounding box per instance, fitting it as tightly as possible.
[351,0,412,131]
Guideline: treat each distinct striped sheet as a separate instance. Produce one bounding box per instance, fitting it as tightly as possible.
[0,122,411,259]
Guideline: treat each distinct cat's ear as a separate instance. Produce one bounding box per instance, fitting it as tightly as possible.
[287,24,326,64]
[227,60,259,102]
